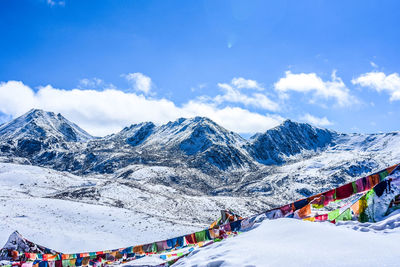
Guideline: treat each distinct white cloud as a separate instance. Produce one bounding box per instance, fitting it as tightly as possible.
[190,83,207,92]
[300,113,333,127]
[231,77,263,91]
[351,72,400,101]
[47,0,65,7]
[181,100,283,134]
[0,81,283,136]
[202,77,279,111]
[0,81,37,116]
[0,113,12,125]
[274,71,355,107]
[122,72,152,94]
[370,61,378,68]
[213,83,279,111]
[78,78,114,89]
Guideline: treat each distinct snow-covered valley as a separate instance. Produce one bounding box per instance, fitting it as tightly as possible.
[2,161,400,267]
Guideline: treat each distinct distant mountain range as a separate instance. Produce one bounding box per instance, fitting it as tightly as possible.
[1,109,399,201]
[0,109,335,172]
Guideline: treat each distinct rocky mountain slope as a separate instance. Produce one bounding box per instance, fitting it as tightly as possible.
[0,109,336,175]
[248,119,336,165]
[0,109,93,159]
[0,109,399,205]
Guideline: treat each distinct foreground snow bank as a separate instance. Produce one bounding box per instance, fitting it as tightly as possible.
[336,209,400,233]
[174,214,400,267]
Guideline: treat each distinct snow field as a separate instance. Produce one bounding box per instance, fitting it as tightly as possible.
[174,215,400,267]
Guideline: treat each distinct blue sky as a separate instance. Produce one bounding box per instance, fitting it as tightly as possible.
[0,0,400,136]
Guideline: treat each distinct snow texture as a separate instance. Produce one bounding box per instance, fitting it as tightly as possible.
[174,214,400,267]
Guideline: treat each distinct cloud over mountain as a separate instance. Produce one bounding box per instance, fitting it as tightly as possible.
[122,72,153,94]
[352,71,400,101]
[301,113,333,127]
[0,80,283,136]
[274,71,356,107]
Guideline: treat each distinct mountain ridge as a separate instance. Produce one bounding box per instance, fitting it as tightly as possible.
[0,109,93,157]
[0,109,337,173]
[248,119,336,165]
[0,109,93,141]
[0,109,399,199]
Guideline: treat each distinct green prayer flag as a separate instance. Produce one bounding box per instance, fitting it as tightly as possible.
[379,170,388,181]
[359,189,375,222]
[152,243,157,253]
[328,209,340,221]
[195,230,206,242]
[336,208,352,221]
[352,182,357,193]
[365,189,375,201]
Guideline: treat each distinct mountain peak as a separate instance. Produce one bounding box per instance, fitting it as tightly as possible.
[27,108,45,115]
[24,108,54,120]
[191,116,213,123]
[249,119,336,164]
[120,121,155,133]
[24,108,66,120]
[0,109,93,143]
[160,116,239,140]
[278,119,307,129]
[282,119,296,126]
[282,118,293,123]
[273,119,337,135]
[112,121,155,146]
[163,116,215,129]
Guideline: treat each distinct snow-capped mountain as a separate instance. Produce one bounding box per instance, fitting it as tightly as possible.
[248,119,336,165]
[105,116,254,172]
[0,108,399,203]
[0,109,93,158]
[111,122,156,146]
[0,109,337,175]
[0,109,92,142]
